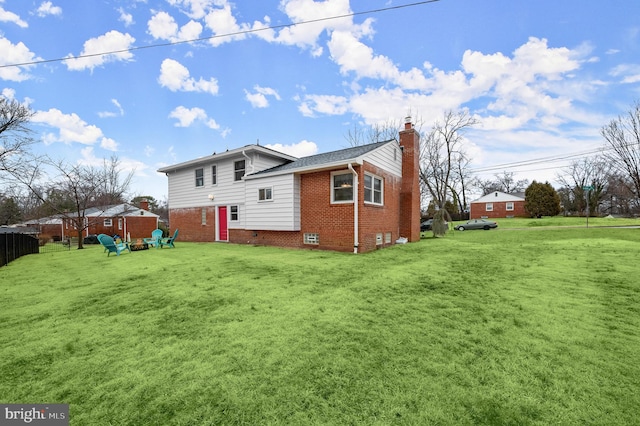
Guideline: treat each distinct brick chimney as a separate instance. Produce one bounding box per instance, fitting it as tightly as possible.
[139,199,149,211]
[399,117,421,242]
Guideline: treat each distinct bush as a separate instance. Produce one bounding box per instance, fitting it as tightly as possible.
[38,234,51,247]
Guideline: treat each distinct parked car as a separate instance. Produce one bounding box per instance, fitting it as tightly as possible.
[454,219,498,231]
[420,219,448,231]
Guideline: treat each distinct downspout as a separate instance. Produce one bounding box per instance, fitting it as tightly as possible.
[348,163,359,254]
[242,150,255,174]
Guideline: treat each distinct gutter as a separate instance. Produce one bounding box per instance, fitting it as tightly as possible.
[348,163,359,254]
[242,150,255,174]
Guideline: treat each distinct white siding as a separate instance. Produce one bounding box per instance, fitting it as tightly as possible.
[166,152,290,209]
[361,142,402,177]
[244,174,300,231]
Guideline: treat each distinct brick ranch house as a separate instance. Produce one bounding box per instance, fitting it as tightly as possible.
[470,191,527,219]
[21,202,159,240]
[158,119,421,253]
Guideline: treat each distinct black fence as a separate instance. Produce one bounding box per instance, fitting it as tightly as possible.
[0,233,40,268]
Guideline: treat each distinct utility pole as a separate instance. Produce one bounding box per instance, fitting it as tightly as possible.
[582,185,593,228]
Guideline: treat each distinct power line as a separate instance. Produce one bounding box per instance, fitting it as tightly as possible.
[0,0,441,69]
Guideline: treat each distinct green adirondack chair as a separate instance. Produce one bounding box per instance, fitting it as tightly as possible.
[159,229,179,248]
[98,234,131,256]
[143,229,163,248]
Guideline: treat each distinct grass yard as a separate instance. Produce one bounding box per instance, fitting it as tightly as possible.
[1,227,639,425]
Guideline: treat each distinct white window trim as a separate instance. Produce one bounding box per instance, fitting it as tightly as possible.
[230,205,239,222]
[486,203,493,212]
[104,218,112,227]
[258,187,273,202]
[234,160,246,182]
[211,165,217,186]
[118,218,123,230]
[364,172,384,206]
[506,202,514,211]
[195,168,204,187]
[331,170,354,204]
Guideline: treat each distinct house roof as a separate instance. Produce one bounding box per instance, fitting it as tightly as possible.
[157,144,299,174]
[84,203,160,218]
[471,191,525,203]
[245,140,396,179]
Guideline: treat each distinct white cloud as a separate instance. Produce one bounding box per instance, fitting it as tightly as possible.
[169,106,220,129]
[36,1,62,17]
[158,58,219,94]
[0,37,41,81]
[147,11,203,43]
[610,64,640,84]
[100,137,119,151]
[298,94,348,117]
[63,30,135,71]
[0,5,28,27]
[204,4,250,46]
[245,86,281,108]
[32,108,107,146]
[118,7,134,26]
[265,140,318,158]
[167,0,215,20]
[98,99,125,118]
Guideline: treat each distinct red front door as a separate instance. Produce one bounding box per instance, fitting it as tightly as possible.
[218,206,228,241]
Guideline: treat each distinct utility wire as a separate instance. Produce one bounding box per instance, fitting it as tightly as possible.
[0,0,440,69]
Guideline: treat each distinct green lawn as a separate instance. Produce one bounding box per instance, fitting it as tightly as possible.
[1,226,639,425]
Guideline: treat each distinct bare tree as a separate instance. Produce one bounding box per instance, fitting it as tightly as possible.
[476,171,529,195]
[557,156,609,216]
[9,155,133,249]
[419,110,478,234]
[0,96,36,176]
[601,101,640,207]
[344,119,404,147]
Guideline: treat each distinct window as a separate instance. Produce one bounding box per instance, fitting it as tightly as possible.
[230,205,239,221]
[332,172,353,203]
[118,218,123,230]
[234,160,245,181]
[201,208,207,225]
[376,233,383,245]
[486,203,493,212]
[104,218,112,227]
[304,233,319,245]
[385,232,392,244]
[211,165,217,185]
[195,168,204,187]
[364,173,383,205]
[506,202,514,211]
[258,187,273,201]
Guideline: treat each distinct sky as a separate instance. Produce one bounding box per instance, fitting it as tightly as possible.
[2,0,640,202]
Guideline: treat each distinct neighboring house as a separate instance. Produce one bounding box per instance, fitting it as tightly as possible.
[470,191,526,219]
[19,201,159,240]
[158,119,421,253]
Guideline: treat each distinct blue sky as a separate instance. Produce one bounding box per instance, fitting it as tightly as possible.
[2,0,639,201]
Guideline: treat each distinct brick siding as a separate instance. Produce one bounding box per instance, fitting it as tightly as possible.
[470,201,527,219]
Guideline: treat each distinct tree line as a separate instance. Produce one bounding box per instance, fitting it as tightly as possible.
[0,96,165,248]
[347,102,640,235]
[3,95,640,241]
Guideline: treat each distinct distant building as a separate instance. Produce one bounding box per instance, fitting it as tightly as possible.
[470,191,527,219]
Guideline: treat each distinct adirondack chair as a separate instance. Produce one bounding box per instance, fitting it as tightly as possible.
[159,229,179,248]
[98,233,131,256]
[143,229,163,248]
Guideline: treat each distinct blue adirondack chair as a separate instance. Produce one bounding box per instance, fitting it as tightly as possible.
[159,229,179,248]
[98,234,131,256]
[143,229,163,248]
